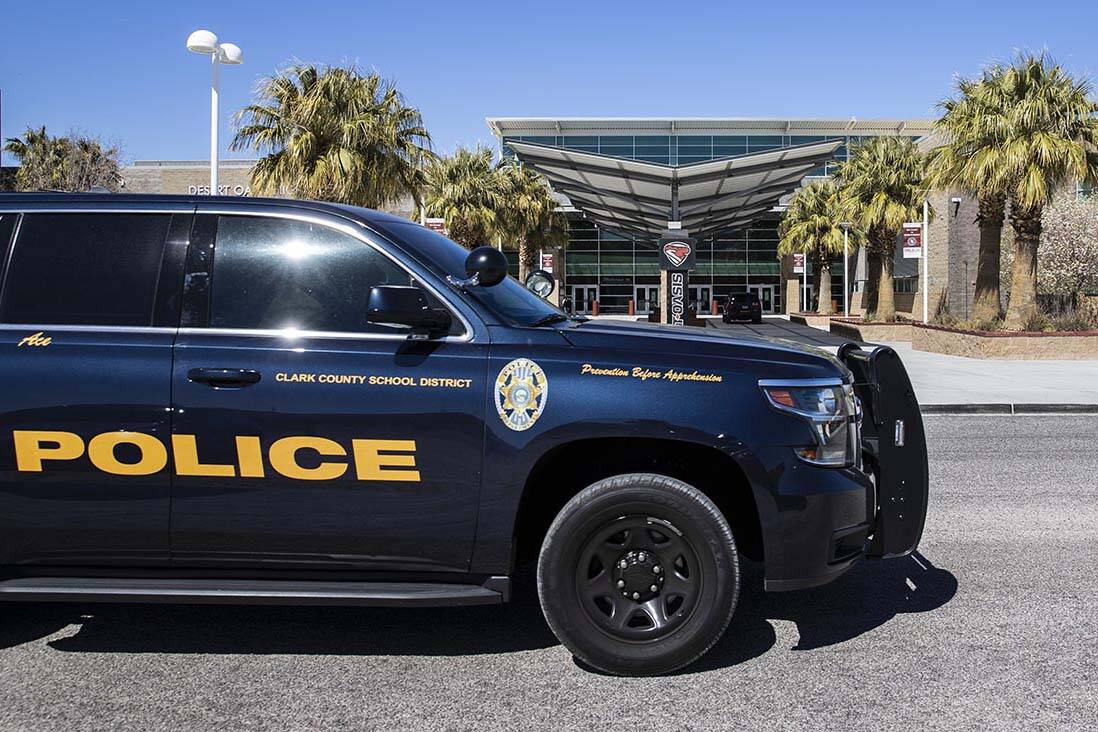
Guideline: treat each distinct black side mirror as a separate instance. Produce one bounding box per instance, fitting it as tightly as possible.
[365,285,452,337]
[465,246,508,287]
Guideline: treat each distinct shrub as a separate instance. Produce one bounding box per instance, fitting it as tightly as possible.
[1051,312,1096,332]
[1021,311,1052,332]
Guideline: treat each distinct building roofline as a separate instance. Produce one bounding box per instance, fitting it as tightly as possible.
[127,159,258,168]
[486,116,935,138]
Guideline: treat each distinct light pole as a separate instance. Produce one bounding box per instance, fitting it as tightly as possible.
[186,30,243,195]
[840,221,853,318]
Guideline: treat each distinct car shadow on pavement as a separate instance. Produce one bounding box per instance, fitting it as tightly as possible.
[0,553,955,670]
[685,551,958,674]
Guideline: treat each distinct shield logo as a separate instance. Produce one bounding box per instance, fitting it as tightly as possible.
[663,241,692,268]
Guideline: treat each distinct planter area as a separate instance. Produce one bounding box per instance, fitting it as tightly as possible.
[789,313,836,330]
[912,323,1098,360]
[828,318,915,343]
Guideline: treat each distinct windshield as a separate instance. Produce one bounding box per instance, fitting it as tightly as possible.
[370,219,567,327]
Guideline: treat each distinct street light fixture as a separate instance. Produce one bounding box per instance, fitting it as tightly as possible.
[186,29,243,195]
[840,221,853,318]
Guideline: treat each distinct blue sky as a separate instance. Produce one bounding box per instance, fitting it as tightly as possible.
[1,0,1096,166]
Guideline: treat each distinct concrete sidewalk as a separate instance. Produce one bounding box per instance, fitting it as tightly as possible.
[875,341,1098,407]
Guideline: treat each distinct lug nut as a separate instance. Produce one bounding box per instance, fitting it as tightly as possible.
[653,565,661,574]
[638,552,646,562]
[617,579,625,588]
[632,592,640,600]
[650,584,658,592]
[619,560,628,569]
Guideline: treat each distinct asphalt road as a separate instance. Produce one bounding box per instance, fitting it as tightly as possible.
[2,415,1097,731]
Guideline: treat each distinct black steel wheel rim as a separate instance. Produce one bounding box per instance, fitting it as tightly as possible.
[574,514,702,642]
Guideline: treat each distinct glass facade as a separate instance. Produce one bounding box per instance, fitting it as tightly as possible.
[501,132,919,315]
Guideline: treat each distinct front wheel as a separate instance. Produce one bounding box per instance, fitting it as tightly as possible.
[537,473,740,675]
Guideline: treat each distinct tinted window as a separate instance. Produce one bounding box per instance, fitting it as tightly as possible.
[1,213,171,326]
[0,214,16,278]
[371,220,565,328]
[209,215,432,334]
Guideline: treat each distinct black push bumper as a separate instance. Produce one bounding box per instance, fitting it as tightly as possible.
[762,344,930,591]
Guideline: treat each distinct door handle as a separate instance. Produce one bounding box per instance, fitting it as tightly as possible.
[188,368,261,388]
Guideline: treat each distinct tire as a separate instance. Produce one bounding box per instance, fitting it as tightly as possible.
[752,316,762,324]
[537,473,740,675]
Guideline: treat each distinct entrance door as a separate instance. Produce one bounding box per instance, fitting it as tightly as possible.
[689,286,712,315]
[634,286,659,314]
[571,286,598,315]
[0,211,186,566]
[748,285,777,314]
[169,211,486,573]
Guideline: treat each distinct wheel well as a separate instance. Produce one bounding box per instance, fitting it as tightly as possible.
[513,437,764,566]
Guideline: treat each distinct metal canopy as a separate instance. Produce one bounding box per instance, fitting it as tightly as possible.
[506,138,843,239]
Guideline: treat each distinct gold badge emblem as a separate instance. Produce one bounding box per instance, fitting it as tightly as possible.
[495,358,548,432]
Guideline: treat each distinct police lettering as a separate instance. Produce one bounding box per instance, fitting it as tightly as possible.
[11,430,420,482]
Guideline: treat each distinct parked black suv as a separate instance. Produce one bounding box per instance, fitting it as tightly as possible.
[722,290,763,324]
[0,194,929,675]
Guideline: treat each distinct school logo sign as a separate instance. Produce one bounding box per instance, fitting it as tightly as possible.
[662,240,692,268]
[495,358,548,432]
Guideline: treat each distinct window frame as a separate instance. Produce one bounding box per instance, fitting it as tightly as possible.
[0,208,188,330]
[182,209,473,342]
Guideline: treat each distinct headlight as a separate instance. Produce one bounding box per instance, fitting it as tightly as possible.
[759,380,859,467]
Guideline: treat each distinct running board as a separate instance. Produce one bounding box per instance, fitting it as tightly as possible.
[0,576,508,607]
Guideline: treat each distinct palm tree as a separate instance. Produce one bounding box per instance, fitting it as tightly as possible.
[975,54,1098,330]
[232,63,433,208]
[424,146,502,249]
[496,161,570,282]
[838,137,927,321]
[4,126,122,192]
[778,181,864,315]
[927,66,1013,322]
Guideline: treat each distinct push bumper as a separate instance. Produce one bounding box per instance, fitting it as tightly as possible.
[756,344,929,591]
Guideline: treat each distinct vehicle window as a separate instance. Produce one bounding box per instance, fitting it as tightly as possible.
[209,215,451,334]
[0,213,171,326]
[0,214,16,278]
[371,220,566,327]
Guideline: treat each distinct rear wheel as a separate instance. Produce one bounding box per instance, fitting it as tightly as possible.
[537,473,740,675]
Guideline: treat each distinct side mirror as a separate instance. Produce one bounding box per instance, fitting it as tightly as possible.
[525,269,555,299]
[365,285,452,337]
[465,246,508,287]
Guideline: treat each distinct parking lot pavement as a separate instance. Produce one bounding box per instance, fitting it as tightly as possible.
[706,315,854,346]
[878,341,1098,407]
[2,415,1097,731]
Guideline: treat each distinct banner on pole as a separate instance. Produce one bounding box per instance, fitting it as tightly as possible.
[902,222,923,259]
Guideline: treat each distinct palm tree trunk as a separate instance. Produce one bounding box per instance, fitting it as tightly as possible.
[972,193,1005,322]
[518,239,532,283]
[874,229,896,321]
[864,251,881,317]
[811,256,822,313]
[1003,202,1043,330]
[817,259,833,316]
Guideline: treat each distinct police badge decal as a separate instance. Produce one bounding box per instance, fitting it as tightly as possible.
[495,358,548,431]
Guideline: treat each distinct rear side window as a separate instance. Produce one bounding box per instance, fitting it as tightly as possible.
[209,215,430,334]
[0,214,16,283]
[0,213,171,326]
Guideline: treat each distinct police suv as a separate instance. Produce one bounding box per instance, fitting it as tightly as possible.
[0,194,928,675]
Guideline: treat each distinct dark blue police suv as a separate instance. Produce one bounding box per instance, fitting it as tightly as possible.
[0,194,928,675]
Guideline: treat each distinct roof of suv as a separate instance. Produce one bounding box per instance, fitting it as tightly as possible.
[0,192,413,227]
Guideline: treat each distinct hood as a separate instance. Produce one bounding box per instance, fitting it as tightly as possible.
[560,319,848,379]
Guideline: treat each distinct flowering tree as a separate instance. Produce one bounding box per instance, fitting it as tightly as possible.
[1038,193,1098,302]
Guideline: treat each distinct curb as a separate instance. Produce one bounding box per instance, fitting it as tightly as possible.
[921,403,1098,415]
